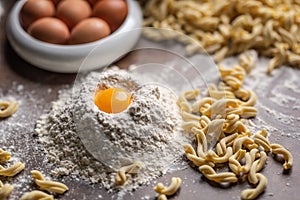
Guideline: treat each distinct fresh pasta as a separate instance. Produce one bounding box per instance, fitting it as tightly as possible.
[0,162,25,177]
[154,177,182,197]
[178,62,293,199]
[20,190,54,200]
[270,143,293,170]
[31,170,69,194]
[241,173,268,200]
[0,100,18,118]
[199,165,238,183]
[0,180,14,200]
[0,149,11,163]
[115,162,142,186]
[142,0,300,73]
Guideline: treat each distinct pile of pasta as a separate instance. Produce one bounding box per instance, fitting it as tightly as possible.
[142,0,300,73]
[177,62,293,199]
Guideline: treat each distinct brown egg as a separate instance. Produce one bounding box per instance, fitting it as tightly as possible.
[28,17,70,44]
[50,0,61,5]
[92,0,128,32]
[20,0,55,29]
[87,0,99,6]
[69,18,111,44]
[56,0,92,29]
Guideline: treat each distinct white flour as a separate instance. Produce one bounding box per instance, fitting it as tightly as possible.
[35,68,188,192]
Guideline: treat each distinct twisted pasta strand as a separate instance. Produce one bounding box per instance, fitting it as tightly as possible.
[0,149,11,163]
[31,170,69,194]
[154,177,182,196]
[271,143,293,170]
[199,165,238,183]
[0,180,14,200]
[0,162,25,177]
[115,162,142,185]
[241,173,267,200]
[20,190,54,200]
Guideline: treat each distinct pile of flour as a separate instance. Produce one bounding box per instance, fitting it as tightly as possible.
[35,68,188,191]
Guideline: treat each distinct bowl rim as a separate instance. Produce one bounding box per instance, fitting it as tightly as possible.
[10,0,136,51]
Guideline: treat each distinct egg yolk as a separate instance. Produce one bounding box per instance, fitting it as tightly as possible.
[94,88,132,114]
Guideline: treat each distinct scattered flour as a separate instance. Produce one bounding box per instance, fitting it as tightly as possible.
[35,68,189,192]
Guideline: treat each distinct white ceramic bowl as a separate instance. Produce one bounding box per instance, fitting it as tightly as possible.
[6,0,142,73]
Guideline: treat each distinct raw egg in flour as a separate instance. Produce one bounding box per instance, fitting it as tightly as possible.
[20,0,55,29]
[94,88,132,114]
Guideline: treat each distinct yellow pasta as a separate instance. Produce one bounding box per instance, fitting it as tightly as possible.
[143,0,300,72]
[157,194,167,200]
[0,149,11,163]
[154,177,182,196]
[228,149,246,175]
[191,98,215,113]
[0,180,14,200]
[248,151,268,185]
[0,100,18,118]
[240,149,259,174]
[241,173,268,200]
[232,136,257,153]
[216,133,238,156]
[20,190,54,200]
[0,162,25,177]
[191,127,207,158]
[270,143,293,170]
[206,147,233,164]
[223,114,247,134]
[199,165,238,183]
[254,129,271,152]
[31,170,68,194]
[115,162,142,185]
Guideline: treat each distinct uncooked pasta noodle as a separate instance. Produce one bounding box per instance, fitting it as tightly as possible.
[241,173,268,200]
[31,170,69,194]
[232,136,257,153]
[199,165,238,183]
[229,149,247,175]
[238,50,258,73]
[223,114,247,134]
[254,129,271,152]
[206,147,233,164]
[0,162,25,177]
[0,149,11,163]
[0,180,14,200]
[248,151,268,185]
[20,190,54,200]
[191,127,207,158]
[191,97,215,113]
[240,149,259,174]
[154,177,182,196]
[216,133,238,156]
[270,143,293,170]
[0,100,18,118]
[115,162,142,186]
